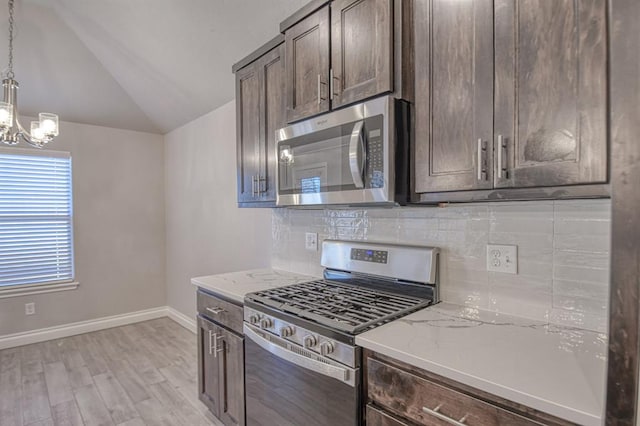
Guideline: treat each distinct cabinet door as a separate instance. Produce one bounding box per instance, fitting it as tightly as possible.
[330,0,393,108]
[218,328,245,426]
[236,63,262,203]
[197,316,221,416]
[413,0,494,194]
[259,44,286,202]
[494,0,607,188]
[285,6,330,123]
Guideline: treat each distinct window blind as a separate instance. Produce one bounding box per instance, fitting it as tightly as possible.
[0,148,74,288]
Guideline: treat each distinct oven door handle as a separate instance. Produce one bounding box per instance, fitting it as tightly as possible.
[348,120,365,189]
[244,324,357,387]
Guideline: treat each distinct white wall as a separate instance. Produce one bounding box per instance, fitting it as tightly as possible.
[164,100,272,318]
[0,120,166,336]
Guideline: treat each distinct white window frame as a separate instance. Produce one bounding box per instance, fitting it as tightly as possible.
[0,147,78,299]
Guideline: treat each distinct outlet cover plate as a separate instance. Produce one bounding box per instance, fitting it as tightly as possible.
[25,302,35,315]
[487,244,518,274]
[305,232,318,251]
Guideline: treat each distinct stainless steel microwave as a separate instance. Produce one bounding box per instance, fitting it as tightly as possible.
[275,95,409,207]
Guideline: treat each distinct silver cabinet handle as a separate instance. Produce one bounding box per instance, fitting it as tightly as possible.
[348,120,365,189]
[329,68,335,100]
[208,330,214,355]
[206,306,225,315]
[422,404,469,426]
[244,323,357,387]
[477,138,488,181]
[212,333,224,358]
[251,175,256,197]
[257,175,266,194]
[497,135,508,179]
[317,74,327,105]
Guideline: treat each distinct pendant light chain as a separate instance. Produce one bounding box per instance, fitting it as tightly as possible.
[6,0,13,79]
[0,0,59,147]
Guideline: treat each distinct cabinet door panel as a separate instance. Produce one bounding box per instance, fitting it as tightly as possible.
[236,65,261,203]
[197,316,221,416]
[494,0,607,188]
[414,0,494,194]
[285,6,330,123]
[260,45,286,201]
[331,0,393,107]
[218,329,245,426]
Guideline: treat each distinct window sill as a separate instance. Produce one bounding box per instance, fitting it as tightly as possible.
[0,281,79,299]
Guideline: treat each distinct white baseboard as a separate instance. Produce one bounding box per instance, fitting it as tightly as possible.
[166,306,197,334]
[0,306,196,350]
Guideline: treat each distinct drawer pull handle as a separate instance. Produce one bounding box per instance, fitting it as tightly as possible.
[207,307,225,315]
[422,404,469,425]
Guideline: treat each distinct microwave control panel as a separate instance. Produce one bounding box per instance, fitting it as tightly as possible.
[365,114,384,188]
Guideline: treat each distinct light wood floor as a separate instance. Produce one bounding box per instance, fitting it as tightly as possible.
[0,318,223,426]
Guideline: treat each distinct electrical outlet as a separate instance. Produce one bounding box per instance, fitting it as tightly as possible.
[486,244,518,274]
[305,232,318,251]
[25,302,35,315]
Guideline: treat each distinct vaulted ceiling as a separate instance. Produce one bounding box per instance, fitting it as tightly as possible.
[0,0,307,134]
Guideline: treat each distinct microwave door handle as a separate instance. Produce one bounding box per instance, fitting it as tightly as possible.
[348,120,365,189]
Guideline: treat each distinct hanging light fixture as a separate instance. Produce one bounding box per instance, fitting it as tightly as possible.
[0,0,58,148]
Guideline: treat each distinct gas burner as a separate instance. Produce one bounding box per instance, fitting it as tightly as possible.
[247,279,432,334]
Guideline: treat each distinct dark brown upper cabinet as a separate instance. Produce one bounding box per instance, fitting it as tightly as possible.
[414,0,494,193]
[235,39,286,207]
[330,0,393,108]
[285,6,331,123]
[493,0,607,189]
[284,0,396,123]
[414,0,608,199]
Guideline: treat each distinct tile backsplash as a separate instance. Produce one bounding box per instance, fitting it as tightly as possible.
[271,199,611,333]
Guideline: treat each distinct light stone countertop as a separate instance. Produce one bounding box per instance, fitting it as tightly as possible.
[356,302,607,426]
[191,268,317,304]
[192,269,606,425]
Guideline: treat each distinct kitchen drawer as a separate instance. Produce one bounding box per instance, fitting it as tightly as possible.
[197,289,244,335]
[367,357,545,426]
[367,404,415,426]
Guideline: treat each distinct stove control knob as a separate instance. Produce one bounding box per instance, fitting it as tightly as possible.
[259,318,273,329]
[320,342,335,357]
[248,315,260,325]
[303,335,318,348]
[280,326,295,338]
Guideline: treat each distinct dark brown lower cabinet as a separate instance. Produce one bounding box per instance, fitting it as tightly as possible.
[197,291,245,426]
[365,350,574,426]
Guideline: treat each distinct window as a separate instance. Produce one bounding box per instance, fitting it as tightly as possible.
[0,148,74,293]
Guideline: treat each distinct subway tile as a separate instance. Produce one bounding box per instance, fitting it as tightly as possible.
[553,291,608,312]
[554,233,611,253]
[490,217,553,234]
[490,201,553,219]
[554,219,611,236]
[441,279,490,310]
[517,260,553,281]
[553,279,609,301]
[553,265,610,285]
[554,250,610,269]
[554,199,611,221]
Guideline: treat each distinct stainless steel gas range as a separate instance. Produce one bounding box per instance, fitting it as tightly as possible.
[243,240,440,426]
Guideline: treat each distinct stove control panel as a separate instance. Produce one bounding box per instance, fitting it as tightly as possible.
[350,248,388,264]
[243,307,357,368]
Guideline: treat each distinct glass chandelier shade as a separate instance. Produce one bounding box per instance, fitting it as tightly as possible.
[0,0,59,148]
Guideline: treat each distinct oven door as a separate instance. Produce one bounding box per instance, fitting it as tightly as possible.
[244,324,361,426]
[276,95,394,206]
